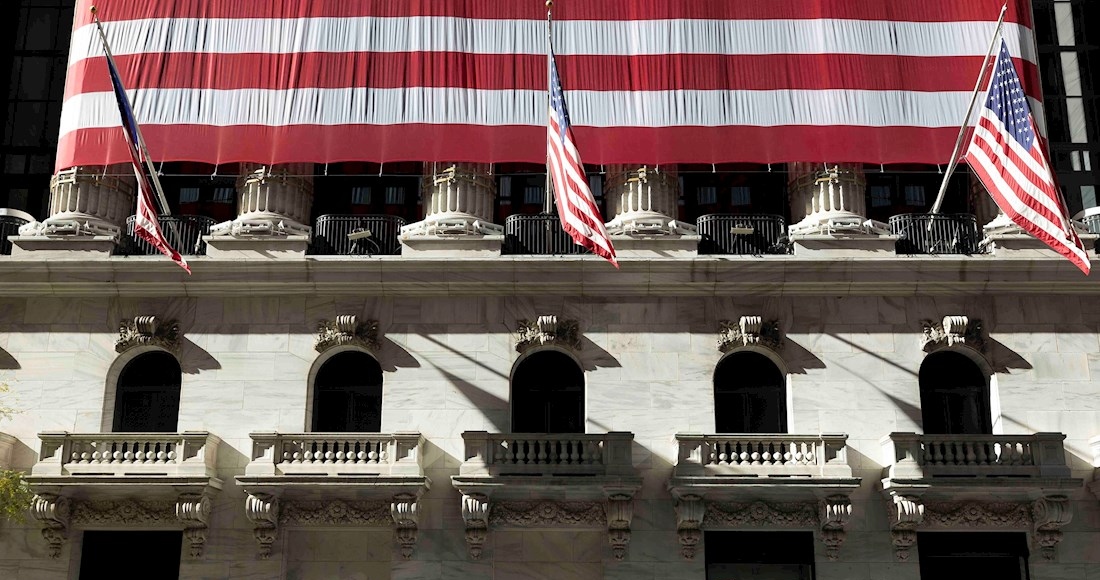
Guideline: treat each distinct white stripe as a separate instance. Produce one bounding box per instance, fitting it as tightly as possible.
[69,17,1038,65]
[972,110,1052,187]
[970,119,1064,221]
[62,87,1004,137]
[969,148,1089,263]
[548,115,607,226]
[547,129,612,250]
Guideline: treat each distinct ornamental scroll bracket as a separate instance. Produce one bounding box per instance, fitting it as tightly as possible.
[920,315,985,353]
[116,316,181,353]
[718,316,782,353]
[316,315,381,354]
[460,493,490,560]
[515,315,582,354]
[30,494,70,559]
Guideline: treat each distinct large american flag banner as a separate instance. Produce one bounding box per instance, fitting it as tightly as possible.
[59,0,1041,170]
[548,52,616,267]
[964,41,1090,275]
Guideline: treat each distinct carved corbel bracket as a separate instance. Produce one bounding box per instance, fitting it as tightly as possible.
[920,315,985,353]
[30,494,70,559]
[888,494,924,562]
[820,496,853,561]
[515,315,582,354]
[315,315,381,353]
[461,493,490,560]
[675,495,704,560]
[244,493,280,559]
[391,494,420,560]
[606,492,635,561]
[116,316,181,353]
[718,316,782,353]
[1032,495,1072,561]
[176,493,213,559]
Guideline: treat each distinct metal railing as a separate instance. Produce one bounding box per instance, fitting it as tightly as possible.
[0,215,28,255]
[696,214,789,255]
[123,215,215,256]
[503,213,588,255]
[888,213,982,255]
[311,214,406,255]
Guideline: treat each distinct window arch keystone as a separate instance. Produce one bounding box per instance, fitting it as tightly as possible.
[920,315,985,353]
[515,315,581,354]
[717,316,782,353]
[315,315,380,353]
[116,316,181,353]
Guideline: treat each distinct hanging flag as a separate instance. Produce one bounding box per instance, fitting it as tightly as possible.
[547,51,617,267]
[964,40,1090,275]
[97,11,190,273]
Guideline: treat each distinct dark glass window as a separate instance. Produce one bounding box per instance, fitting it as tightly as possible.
[919,351,991,435]
[112,352,181,433]
[511,351,584,433]
[918,532,1030,580]
[680,164,788,222]
[311,162,422,222]
[312,351,383,432]
[706,531,816,580]
[714,352,786,433]
[80,531,182,580]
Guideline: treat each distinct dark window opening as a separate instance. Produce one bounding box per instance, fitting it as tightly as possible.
[311,162,423,223]
[80,531,182,580]
[511,351,584,433]
[705,531,816,580]
[919,351,991,435]
[112,352,181,433]
[312,351,383,432]
[918,532,1029,580]
[714,351,786,433]
[679,164,788,223]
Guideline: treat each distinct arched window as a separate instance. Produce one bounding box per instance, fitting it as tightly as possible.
[312,351,383,432]
[714,352,786,433]
[919,351,991,434]
[112,351,182,433]
[511,351,584,433]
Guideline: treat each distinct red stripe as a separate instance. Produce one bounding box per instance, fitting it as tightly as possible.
[57,124,968,170]
[548,121,608,237]
[75,0,1032,26]
[972,116,1064,221]
[65,53,1045,98]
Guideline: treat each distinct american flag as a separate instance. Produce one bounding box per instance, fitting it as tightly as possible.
[964,41,1090,275]
[547,52,617,267]
[102,28,190,274]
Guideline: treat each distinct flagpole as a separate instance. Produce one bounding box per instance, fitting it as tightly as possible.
[928,3,1008,215]
[544,0,555,215]
[90,6,173,217]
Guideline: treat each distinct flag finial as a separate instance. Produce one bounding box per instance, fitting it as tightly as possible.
[546,1,553,8]
[90,5,97,15]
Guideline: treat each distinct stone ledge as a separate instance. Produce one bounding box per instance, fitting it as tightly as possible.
[609,234,701,258]
[202,235,309,259]
[8,235,117,259]
[399,234,503,257]
[987,232,1100,258]
[790,234,899,257]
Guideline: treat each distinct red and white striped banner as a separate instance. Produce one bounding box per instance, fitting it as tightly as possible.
[58,0,1041,170]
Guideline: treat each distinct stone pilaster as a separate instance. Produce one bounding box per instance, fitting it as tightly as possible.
[400,163,503,255]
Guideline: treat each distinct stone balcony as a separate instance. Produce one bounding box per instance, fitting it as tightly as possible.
[26,431,222,559]
[879,432,1081,561]
[451,431,641,560]
[667,434,861,560]
[235,432,430,560]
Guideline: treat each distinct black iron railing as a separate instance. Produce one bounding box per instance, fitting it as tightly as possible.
[123,215,215,256]
[311,214,406,255]
[0,215,29,255]
[888,213,982,255]
[696,214,789,255]
[503,213,587,255]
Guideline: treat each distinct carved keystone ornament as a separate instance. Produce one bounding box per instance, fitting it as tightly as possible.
[315,315,381,353]
[717,316,782,352]
[920,315,985,353]
[116,316,181,353]
[515,315,582,354]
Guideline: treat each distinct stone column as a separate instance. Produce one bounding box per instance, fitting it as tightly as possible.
[399,163,503,256]
[21,166,135,238]
[788,163,888,235]
[603,165,693,235]
[209,163,313,237]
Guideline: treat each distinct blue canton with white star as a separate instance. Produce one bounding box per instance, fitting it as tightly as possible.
[549,53,571,144]
[984,40,1034,151]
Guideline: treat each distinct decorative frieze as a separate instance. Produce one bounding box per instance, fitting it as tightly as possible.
[71,499,177,525]
[698,499,852,561]
[461,493,490,560]
[116,316,181,353]
[705,501,819,528]
[30,494,69,559]
[515,315,582,354]
[279,499,392,526]
[920,315,985,353]
[717,316,782,352]
[315,315,381,353]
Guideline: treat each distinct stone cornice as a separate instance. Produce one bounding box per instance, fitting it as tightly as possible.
[0,255,1096,297]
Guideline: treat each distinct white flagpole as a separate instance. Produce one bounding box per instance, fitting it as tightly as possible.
[544,0,555,215]
[90,6,173,217]
[928,3,1008,215]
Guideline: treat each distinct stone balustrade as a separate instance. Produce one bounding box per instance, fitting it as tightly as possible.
[882,432,1071,480]
[459,431,634,477]
[674,434,853,478]
[31,431,219,478]
[243,432,424,477]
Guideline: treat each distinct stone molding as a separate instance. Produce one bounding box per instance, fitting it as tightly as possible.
[116,315,181,353]
[886,494,1072,561]
[717,316,782,352]
[279,499,391,526]
[489,501,605,527]
[315,315,381,353]
[460,493,490,560]
[515,315,582,354]
[674,495,705,560]
[920,315,985,353]
[32,494,213,559]
[691,497,852,561]
[244,493,279,559]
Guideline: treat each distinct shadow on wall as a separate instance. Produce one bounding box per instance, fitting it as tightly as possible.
[177,339,221,375]
[0,346,18,370]
[776,339,825,375]
[984,338,1033,374]
[577,335,621,372]
[378,337,422,373]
